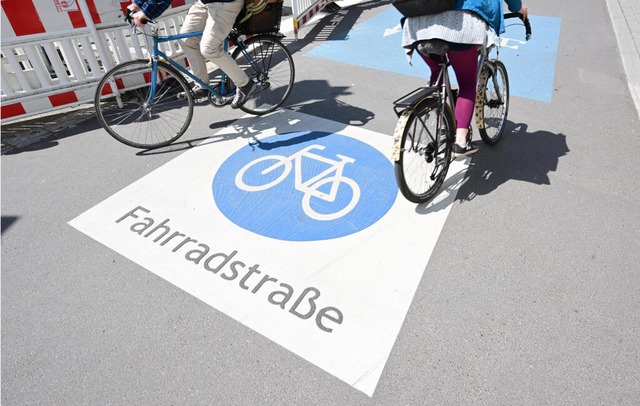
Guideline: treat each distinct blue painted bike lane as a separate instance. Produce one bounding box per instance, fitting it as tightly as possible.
[305,7,561,102]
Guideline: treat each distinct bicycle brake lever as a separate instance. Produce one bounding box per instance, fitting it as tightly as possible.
[523,17,532,41]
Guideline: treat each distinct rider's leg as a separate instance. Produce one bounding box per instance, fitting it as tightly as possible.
[200,0,251,88]
[417,52,442,86]
[180,1,210,86]
[448,45,479,146]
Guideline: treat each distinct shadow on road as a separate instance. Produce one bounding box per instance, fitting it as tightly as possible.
[136,78,375,155]
[455,122,569,201]
[1,0,390,155]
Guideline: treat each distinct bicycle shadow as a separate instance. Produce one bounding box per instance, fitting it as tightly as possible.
[411,122,569,214]
[244,128,332,151]
[455,123,569,202]
[413,159,471,215]
[137,79,375,155]
[286,79,375,126]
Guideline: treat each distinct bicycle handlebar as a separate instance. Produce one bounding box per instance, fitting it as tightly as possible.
[504,12,531,41]
[124,8,151,26]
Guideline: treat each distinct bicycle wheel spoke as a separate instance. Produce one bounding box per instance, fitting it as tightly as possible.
[233,35,294,115]
[95,60,194,149]
[477,61,509,145]
[394,100,454,203]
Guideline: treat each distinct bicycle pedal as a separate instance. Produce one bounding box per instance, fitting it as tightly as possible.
[209,95,232,107]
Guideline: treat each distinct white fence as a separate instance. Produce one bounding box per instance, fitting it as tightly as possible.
[0,0,334,123]
[0,0,192,124]
[291,0,332,37]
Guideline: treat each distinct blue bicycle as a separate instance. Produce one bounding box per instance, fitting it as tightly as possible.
[94,6,294,149]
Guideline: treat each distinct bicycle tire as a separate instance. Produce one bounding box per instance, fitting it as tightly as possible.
[476,59,509,145]
[94,59,194,149]
[393,97,455,203]
[231,35,295,115]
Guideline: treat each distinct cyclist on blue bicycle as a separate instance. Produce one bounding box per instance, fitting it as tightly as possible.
[402,0,528,157]
[127,0,257,108]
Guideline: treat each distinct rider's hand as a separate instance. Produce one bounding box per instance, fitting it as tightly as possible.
[518,5,529,21]
[126,4,149,26]
[133,10,151,26]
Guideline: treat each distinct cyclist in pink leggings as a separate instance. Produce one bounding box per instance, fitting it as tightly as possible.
[402,0,528,157]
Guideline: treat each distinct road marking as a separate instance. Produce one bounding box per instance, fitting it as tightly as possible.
[383,23,402,37]
[215,131,397,240]
[305,7,561,102]
[69,109,468,396]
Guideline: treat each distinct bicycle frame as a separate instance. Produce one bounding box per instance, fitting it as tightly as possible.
[140,25,260,105]
[431,56,457,130]
[430,43,495,127]
[149,31,225,100]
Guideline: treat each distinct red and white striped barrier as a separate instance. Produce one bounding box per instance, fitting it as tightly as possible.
[1,0,191,123]
[2,0,345,122]
[291,0,331,37]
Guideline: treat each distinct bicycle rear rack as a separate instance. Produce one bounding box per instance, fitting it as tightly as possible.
[393,87,438,116]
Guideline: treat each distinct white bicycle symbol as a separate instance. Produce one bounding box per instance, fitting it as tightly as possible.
[235,144,361,221]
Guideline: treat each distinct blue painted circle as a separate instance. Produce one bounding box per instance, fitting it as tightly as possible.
[213,131,397,241]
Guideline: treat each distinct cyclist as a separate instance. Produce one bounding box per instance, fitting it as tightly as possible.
[127,0,257,108]
[401,0,528,157]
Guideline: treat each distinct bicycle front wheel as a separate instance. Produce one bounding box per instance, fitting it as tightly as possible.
[232,35,295,115]
[393,97,455,203]
[94,59,194,149]
[476,60,509,145]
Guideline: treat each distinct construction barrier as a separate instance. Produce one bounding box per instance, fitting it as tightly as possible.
[1,0,339,123]
[291,0,332,38]
[0,0,193,123]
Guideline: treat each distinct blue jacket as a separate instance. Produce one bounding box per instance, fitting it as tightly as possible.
[456,0,523,34]
[134,0,236,20]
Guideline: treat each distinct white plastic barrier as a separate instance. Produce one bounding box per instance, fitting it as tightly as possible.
[1,0,340,123]
[290,0,331,37]
[0,0,193,123]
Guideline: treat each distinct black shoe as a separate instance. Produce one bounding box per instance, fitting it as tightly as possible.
[177,84,209,99]
[453,141,479,157]
[231,80,257,109]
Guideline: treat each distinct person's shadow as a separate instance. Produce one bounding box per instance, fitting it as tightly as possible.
[455,122,569,202]
[137,78,375,155]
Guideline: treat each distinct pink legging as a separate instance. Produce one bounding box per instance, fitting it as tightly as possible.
[419,46,478,129]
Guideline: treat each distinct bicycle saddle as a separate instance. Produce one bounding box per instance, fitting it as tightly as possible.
[416,39,449,57]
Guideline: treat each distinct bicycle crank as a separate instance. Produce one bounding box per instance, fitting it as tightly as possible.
[208,83,233,107]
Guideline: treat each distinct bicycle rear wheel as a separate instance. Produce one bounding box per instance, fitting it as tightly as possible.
[232,35,294,115]
[393,97,455,203]
[94,59,194,149]
[476,60,509,145]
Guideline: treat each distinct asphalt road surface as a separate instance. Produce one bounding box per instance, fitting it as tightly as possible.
[2,0,640,404]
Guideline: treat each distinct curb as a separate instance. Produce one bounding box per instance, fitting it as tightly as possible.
[605,0,640,120]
